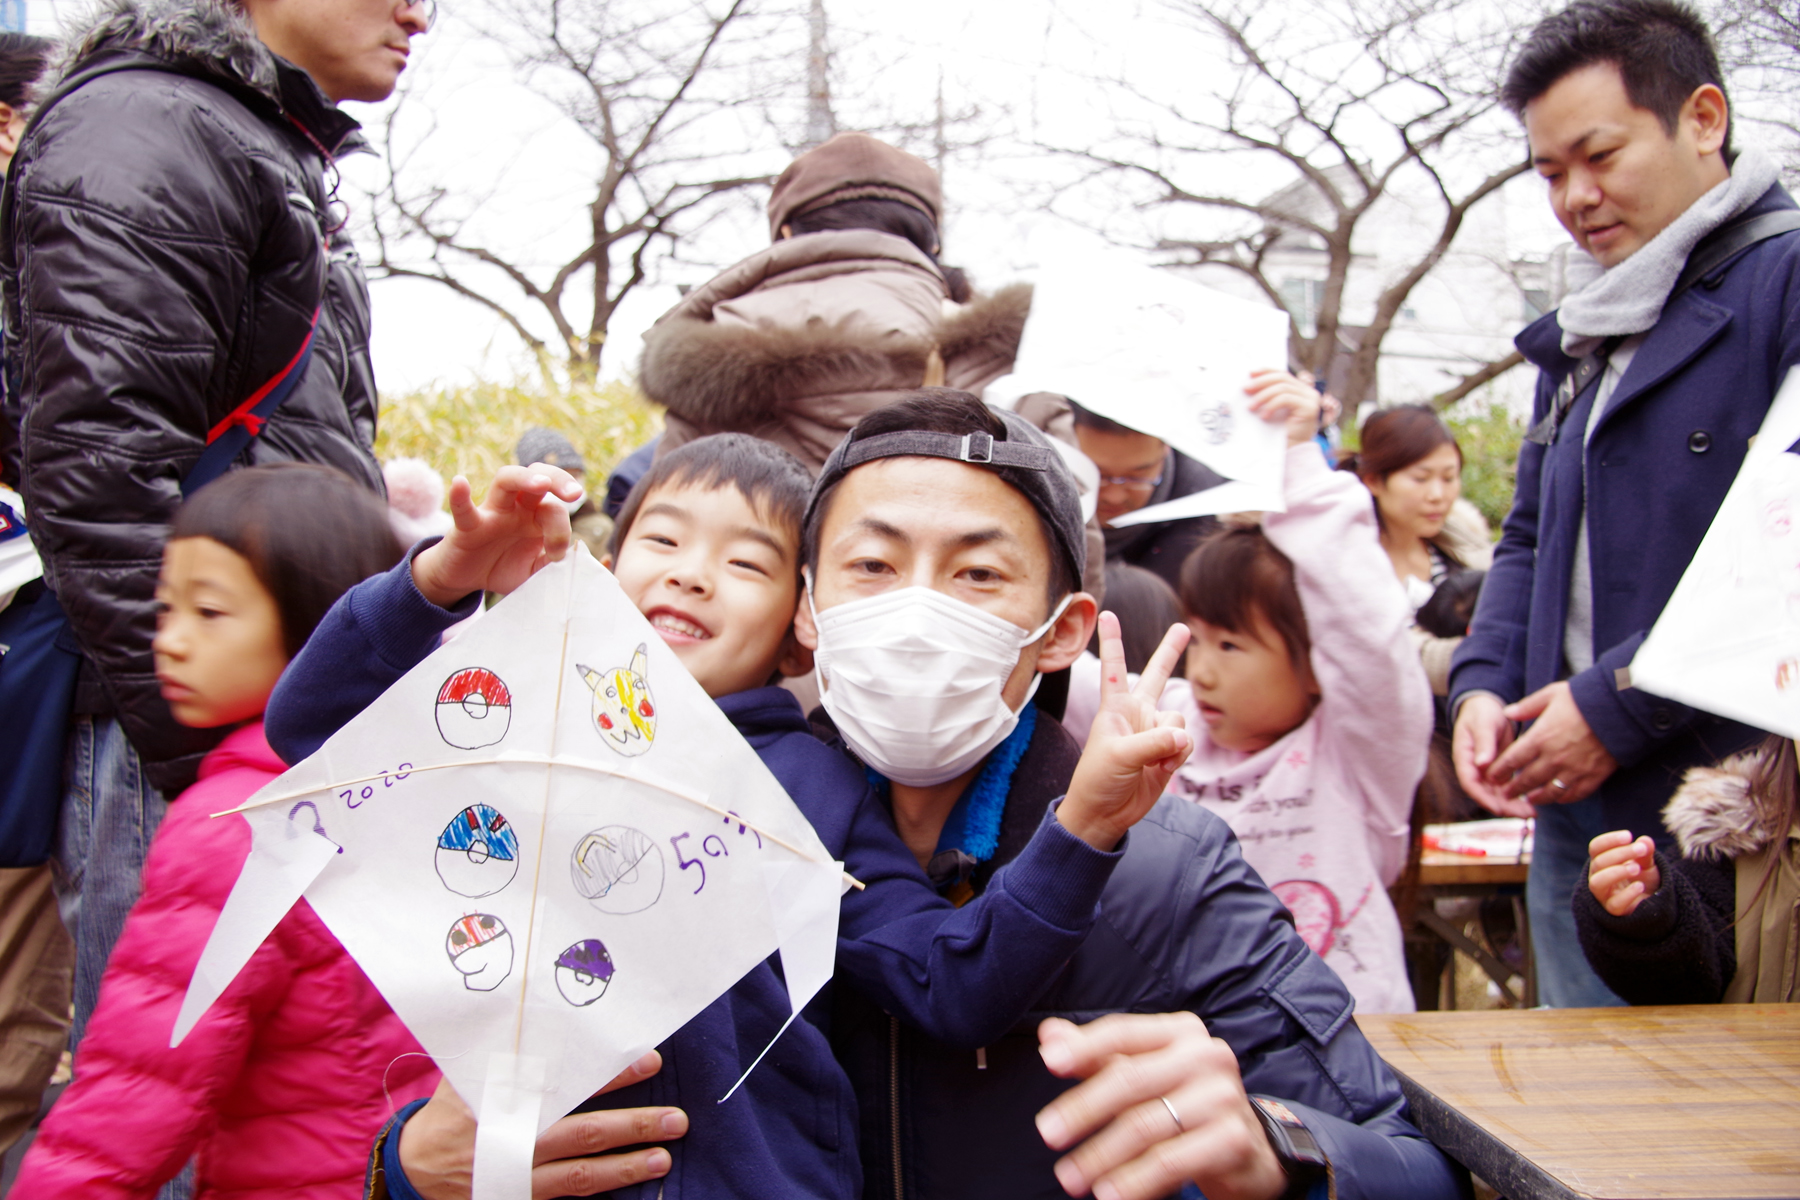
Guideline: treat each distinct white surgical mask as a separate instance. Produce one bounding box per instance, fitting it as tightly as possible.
[559,488,588,515]
[807,579,1072,787]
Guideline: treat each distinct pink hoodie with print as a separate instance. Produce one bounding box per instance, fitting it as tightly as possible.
[13,724,439,1200]
[1164,445,1430,1014]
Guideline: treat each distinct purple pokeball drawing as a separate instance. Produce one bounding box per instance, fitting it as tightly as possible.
[555,938,615,1007]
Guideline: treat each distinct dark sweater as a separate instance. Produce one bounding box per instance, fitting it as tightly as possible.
[1571,850,1737,1005]
[265,550,1122,1200]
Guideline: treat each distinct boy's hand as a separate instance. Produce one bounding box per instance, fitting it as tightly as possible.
[412,463,582,607]
[1244,370,1322,448]
[1060,613,1193,852]
[397,1052,684,1200]
[1587,830,1660,917]
[1036,1013,1287,1200]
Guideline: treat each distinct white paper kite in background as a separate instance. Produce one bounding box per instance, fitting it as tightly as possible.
[1632,369,1800,739]
[174,548,845,1200]
[996,251,1292,522]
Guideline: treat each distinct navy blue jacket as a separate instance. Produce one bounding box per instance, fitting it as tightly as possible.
[1450,184,1800,839]
[265,552,1121,1200]
[827,713,1466,1200]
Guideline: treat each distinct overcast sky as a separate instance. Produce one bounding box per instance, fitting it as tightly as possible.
[22,0,1624,394]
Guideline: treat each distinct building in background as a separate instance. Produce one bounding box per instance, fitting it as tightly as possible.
[1189,165,1560,418]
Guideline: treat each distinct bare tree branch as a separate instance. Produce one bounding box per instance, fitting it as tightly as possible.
[1041,0,1531,423]
[359,0,791,377]
[1432,349,1525,410]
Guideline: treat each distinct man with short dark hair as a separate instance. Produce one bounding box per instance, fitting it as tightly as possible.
[1061,398,1225,588]
[793,389,1459,1200]
[1450,0,1796,1005]
[1,0,428,1045]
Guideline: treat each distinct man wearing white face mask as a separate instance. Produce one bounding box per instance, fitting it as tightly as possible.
[794,390,1464,1200]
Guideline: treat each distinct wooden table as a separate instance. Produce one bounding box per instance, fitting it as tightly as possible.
[1357,1006,1800,1200]
[1419,848,1530,889]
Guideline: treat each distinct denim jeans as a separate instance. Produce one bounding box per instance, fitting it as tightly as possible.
[1527,798,1626,1008]
[51,716,169,1050]
[52,716,193,1199]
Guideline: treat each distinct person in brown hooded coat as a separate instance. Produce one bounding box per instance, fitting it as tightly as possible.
[639,132,1031,473]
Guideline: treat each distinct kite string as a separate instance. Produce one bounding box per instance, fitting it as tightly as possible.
[213,756,865,891]
[717,1008,801,1105]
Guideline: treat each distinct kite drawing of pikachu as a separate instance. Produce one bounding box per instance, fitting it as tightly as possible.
[576,644,657,757]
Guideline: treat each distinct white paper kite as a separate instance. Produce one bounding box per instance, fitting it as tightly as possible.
[999,252,1292,520]
[175,548,845,1199]
[1632,368,1800,739]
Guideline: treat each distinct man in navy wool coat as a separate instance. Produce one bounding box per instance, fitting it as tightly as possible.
[1450,0,1800,1006]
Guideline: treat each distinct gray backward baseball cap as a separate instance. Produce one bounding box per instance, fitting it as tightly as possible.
[805,401,1087,586]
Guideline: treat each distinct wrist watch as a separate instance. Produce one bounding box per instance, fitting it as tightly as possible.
[1248,1095,1331,1200]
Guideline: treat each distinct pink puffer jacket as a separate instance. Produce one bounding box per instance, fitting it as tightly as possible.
[13,724,439,1199]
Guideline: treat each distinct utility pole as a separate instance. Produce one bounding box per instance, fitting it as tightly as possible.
[803,0,835,149]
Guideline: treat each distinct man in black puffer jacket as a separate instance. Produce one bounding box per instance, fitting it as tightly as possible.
[0,0,427,1047]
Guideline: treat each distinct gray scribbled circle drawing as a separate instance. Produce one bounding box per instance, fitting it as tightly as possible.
[1197,402,1235,446]
[570,826,664,914]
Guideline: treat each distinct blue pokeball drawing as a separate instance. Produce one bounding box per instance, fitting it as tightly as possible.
[555,938,616,1007]
[435,804,519,898]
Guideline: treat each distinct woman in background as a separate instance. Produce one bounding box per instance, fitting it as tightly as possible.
[1343,405,1491,697]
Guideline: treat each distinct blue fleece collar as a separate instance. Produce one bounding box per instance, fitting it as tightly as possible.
[866,702,1037,888]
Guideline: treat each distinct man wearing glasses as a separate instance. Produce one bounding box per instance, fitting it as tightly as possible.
[0,0,430,1058]
[1067,399,1227,588]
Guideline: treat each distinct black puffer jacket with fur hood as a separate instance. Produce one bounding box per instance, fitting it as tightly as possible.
[0,0,382,791]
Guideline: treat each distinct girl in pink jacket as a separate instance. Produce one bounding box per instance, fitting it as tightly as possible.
[14,464,434,1200]
[1163,376,1432,1014]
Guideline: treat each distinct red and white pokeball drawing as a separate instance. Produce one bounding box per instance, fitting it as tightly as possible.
[436,668,512,750]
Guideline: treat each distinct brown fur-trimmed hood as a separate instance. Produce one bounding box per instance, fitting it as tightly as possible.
[940,282,1032,395]
[1664,751,1784,861]
[640,311,937,432]
[639,230,1031,431]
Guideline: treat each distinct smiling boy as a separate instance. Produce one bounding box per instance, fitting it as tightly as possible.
[266,433,1187,1200]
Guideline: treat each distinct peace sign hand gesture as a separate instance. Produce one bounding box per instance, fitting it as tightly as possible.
[1058,613,1194,852]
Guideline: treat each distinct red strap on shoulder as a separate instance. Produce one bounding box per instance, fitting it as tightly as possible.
[204,309,322,446]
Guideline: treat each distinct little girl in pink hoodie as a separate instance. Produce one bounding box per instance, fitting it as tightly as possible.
[1163,375,1432,1014]
[14,465,437,1199]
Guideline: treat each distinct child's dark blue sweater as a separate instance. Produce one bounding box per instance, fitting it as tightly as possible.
[265,552,1121,1200]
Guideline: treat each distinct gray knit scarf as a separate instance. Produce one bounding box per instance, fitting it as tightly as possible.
[1559,146,1778,355]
